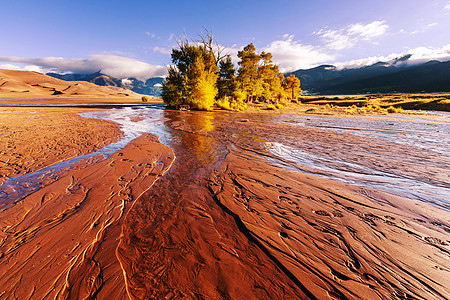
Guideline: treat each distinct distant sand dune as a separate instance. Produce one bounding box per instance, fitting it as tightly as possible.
[0,69,142,98]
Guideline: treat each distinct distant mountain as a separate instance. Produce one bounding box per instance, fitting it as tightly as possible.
[47,72,164,96]
[286,59,450,94]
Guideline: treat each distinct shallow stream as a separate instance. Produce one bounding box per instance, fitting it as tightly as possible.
[1,105,449,211]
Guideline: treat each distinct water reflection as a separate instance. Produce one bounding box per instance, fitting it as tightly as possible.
[162,110,226,170]
[280,113,450,155]
[1,105,448,212]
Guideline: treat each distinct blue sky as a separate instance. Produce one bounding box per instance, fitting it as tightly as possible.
[1,0,450,79]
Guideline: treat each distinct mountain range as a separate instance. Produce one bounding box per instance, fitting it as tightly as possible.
[47,72,164,96]
[46,59,450,96]
[286,59,450,94]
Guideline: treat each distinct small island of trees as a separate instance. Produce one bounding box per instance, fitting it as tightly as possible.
[161,32,301,110]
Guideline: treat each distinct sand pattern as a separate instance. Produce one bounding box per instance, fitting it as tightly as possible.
[0,108,122,185]
[0,107,449,299]
[0,133,174,298]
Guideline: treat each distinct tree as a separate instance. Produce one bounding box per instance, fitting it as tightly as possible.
[161,66,184,108]
[186,56,218,110]
[161,32,218,110]
[257,51,284,102]
[282,74,301,101]
[217,55,238,99]
[236,44,285,103]
[162,33,288,110]
[237,43,261,102]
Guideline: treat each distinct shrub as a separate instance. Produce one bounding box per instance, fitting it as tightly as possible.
[230,99,247,111]
[372,104,382,111]
[344,107,357,114]
[387,106,404,113]
[215,97,248,111]
[266,104,277,110]
[141,95,150,102]
[275,103,283,109]
[215,98,231,110]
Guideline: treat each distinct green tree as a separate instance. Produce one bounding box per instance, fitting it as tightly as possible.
[282,74,301,101]
[236,44,285,103]
[161,66,184,108]
[217,55,238,99]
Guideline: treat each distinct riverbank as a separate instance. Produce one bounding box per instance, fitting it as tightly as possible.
[0,107,123,186]
[0,103,449,299]
[0,127,174,299]
[298,93,450,112]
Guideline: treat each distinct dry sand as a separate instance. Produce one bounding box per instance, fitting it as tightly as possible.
[0,69,142,99]
[0,104,449,299]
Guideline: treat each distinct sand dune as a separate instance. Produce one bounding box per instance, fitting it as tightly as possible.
[0,69,142,98]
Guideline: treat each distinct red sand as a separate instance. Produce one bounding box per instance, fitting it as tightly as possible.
[0,132,174,298]
[0,106,449,299]
[0,69,142,99]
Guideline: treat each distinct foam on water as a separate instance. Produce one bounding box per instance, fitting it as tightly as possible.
[282,113,450,155]
[0,105,170,206]
[266,141,450,211]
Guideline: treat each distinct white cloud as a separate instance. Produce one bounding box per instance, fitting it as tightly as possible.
[335,54,400,69]
[0,55,167,80]
[445,3,450,10]
[263,35,335,72]
[121,78,133,85]
[0,63,23,70]
[145,32,156,38]
[0,63,44,73]
[406,44,450,63]
[153,46,172,55]
[316,21,389,50]
[347,21,389,40]
[335,44,450,69]
[316,29,353,51]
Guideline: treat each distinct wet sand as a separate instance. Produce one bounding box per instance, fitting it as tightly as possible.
[0,107,122,186]
[0,130,174,298]
[0,105,449,299]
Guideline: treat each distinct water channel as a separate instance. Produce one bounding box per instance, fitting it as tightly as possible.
[1,105,449,211]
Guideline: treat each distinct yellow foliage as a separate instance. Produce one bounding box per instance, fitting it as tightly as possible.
[230,99,248,111]
[387,106,404,113]
[215,97,247,111]
[187,57,218,110]
[216,98,231,110]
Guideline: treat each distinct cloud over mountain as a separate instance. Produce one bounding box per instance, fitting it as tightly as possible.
[335,44,450,69]
[316,21,389,50]
[263,34,335,72]
[0,55,167,80]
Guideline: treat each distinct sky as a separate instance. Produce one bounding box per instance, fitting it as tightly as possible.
[1,0,450,80]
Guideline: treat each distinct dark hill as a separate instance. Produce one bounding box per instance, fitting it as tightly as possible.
[286,60,450,94]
